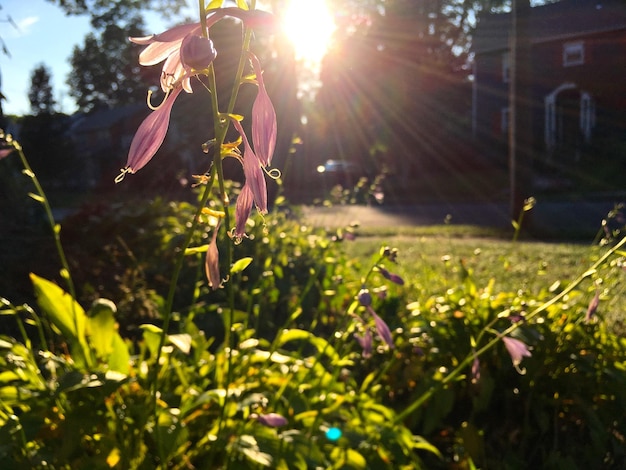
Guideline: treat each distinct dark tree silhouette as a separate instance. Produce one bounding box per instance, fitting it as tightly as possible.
[28,64,56,115]
[67,16,156,112]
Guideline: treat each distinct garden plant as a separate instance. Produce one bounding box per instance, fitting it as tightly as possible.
[1,1,626,469]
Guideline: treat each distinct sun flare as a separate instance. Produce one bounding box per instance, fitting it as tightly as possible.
[282,0,336,64]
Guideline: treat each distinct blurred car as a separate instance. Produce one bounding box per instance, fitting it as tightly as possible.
[316,159,362,186]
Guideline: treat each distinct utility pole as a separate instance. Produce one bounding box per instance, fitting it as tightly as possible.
[509,0,534,221]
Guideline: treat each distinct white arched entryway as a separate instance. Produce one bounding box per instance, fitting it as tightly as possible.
[544,83,595,161]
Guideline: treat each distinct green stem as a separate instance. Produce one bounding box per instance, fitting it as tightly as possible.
[15,144,77,302]
[393,235,626,424]
[150,177,216,407]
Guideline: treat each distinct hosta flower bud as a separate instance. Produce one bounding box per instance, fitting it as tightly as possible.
[357,288,372,306]
[180,34,217,70]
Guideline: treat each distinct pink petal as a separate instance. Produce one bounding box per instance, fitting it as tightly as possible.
[355,330,373,358]
[161,50,186,92]
[232,119,267,213]
[139,39,184,66]
[368,306,394,349]
[148,22,201,44]
[129,34,156,45]
[125,86,182,174]
[205,224,221,290]
[502,336,531,367]
[234,184,254,239]
[256,412,288,427]
[249,52,276,167]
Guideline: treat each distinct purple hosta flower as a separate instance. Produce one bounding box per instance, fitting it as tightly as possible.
[357,288,372,307]
[231,118,268,241]
[130,22,199,93]
[502,336,532,374]
[255,412,288,427]
[354,329,373,358]
[118,86,183,179]
[376,266,405,286]
[205,223,221,290]
[585,290,600,323]
[249,51,276,167]
[234,184,254,240]
[119,8,275,181]
[367,306,395,349]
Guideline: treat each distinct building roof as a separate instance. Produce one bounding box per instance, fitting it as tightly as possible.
[70,103,145,134]
[473,0,626,54]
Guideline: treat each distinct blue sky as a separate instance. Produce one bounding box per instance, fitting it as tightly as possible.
[0,0,185,116]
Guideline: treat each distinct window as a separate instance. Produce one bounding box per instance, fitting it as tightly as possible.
[563,41,584,66]
[502,52,510,83]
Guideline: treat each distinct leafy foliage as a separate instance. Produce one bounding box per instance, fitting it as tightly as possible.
[2,191,626,468]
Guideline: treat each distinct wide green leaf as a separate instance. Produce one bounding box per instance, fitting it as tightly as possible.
[30,273,91,367]
[30,273,86,341]
[87,299,116,359]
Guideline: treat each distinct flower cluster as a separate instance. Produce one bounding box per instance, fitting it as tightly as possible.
[117,7,278,288]
[117,7,277,243]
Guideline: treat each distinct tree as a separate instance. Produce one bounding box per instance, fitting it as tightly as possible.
[46,0,186,29]
[28,64,56,115]
[67,16,157,112]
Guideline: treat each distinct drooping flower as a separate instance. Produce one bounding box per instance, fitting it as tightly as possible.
[367,306,395,349]
[205,223,221,290]
[231,117,269,240]
[354,330,373,358]
[249,51,276,167]
[117,86,183,179]
[234,184,254,240]
[376,266,405,285]
[502,336,532,374]
[255,412,288,427]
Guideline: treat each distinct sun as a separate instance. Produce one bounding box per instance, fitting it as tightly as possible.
[282,0,336,64]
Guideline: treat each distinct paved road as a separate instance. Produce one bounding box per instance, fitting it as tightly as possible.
[302,197,625,239]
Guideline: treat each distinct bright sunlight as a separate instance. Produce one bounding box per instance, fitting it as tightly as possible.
[282,0,336,64]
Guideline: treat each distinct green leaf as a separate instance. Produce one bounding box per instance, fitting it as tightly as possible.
[30,273,91,367]
[107,333,130,374]
[88,299,116,359]
[141,324,162,357]
[231,257,253,275]
[30,273,86,341]
[275,329,339,362]
[184,245,208,255]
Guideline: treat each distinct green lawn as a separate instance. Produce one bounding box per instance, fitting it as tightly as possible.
[341,226,625,332]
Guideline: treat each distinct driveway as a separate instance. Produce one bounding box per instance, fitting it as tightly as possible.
[301,197,625,239]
